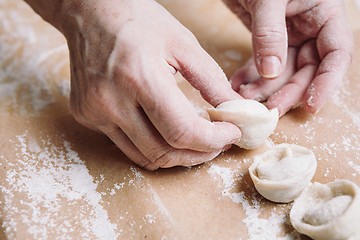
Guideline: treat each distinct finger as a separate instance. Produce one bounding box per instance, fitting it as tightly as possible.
[303,12,354,114]
[71,111,100,132]
[297,40,321,69]
[230,57,260,92]
[238,47,297,101]
[102,112,227,168]
[137,65,242,152]
[250,0,288,78]
[159,148,223,168]
[70,95,105,133]
[99,125,159,171]
[266,40,320,115]
[266,64,317,116]
[303,52,350,114]
[169,34,243,107]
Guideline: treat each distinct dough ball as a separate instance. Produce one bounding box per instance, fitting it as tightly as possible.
[249,144,317,203]
[207,99,278,149]
[290,180,360,240]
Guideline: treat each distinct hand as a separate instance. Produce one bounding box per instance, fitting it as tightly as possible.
[223,0,354,115]
[59,0,242,170]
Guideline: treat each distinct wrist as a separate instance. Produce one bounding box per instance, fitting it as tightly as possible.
[24,0,132,36]
[60,0,133,36]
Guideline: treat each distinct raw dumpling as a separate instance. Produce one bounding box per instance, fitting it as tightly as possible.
[290,180,360,240]
[207,99,278,149]
[249,144,317,203]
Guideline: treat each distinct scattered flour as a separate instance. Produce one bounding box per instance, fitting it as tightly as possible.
[207,164,302,240]
[0,1,70,116]
[1,0,359,239]
[324,167,332,177]
[348,161,360,176]
[144,214,156,224]
[0,132,118,239]
[329,78,360,174]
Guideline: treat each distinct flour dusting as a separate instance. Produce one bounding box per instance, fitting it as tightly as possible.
[0,1,70,115]
[0,132,118,239]
[208,164,301,240]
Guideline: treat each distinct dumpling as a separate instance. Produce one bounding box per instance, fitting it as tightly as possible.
[290,180,360,240]
[207,99,278,149]
[249,144,317,203]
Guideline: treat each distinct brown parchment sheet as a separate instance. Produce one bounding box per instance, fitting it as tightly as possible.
[0,0,360,239]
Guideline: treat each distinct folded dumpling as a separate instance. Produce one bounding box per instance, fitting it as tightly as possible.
[207,99,278,149]
[249,144,317,203]
[290,180,360,240]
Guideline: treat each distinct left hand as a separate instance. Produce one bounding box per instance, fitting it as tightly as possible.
[223,0,354,116]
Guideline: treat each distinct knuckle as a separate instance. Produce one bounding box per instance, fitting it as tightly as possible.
[149,149,177,168]
[253,27,285,47]
[142,162,159,171]
[70,94,89,120]
[70,109,86,125]
[71,103,94,125]
[165,124,195,148]
[70,82,111,127]
[84,82,108,110]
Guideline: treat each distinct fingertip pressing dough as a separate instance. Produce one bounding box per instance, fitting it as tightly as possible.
[290,180,360,240]
[207,99,278,149]
[249,144,317,203]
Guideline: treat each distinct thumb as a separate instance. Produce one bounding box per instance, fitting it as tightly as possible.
[251,0,288,79]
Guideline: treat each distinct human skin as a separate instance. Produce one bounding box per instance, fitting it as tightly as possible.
[23,0,353,170]
[24,0,243,170]
[222,0,354,116]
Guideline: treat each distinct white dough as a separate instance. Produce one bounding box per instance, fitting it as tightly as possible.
[302,195,353,226]
[290,180,360,240]
[249,144,317,203]
[207,99,278,149]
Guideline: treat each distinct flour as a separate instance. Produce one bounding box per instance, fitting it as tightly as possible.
[348,161,360,175]
[330,77,360,174]
[0,1,70,116]
[207,164,302,240]
[0,132,118,240]
[324,167,332,177]
[144,214,156,224]
[1,0,360,239]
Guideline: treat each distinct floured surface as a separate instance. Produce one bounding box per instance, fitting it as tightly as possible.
[0,0,360,239]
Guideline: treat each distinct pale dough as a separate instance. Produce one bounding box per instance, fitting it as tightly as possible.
[207,99,278,149]
[249,144,317,203]
[290,180,360,240]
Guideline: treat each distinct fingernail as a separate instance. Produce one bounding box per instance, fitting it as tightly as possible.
[259,56,281,78]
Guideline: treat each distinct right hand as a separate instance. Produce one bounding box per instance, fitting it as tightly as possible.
[223,0,353,116]
[59,0,242,170]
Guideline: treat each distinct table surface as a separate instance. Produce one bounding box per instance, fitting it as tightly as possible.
[1,0,360,239]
